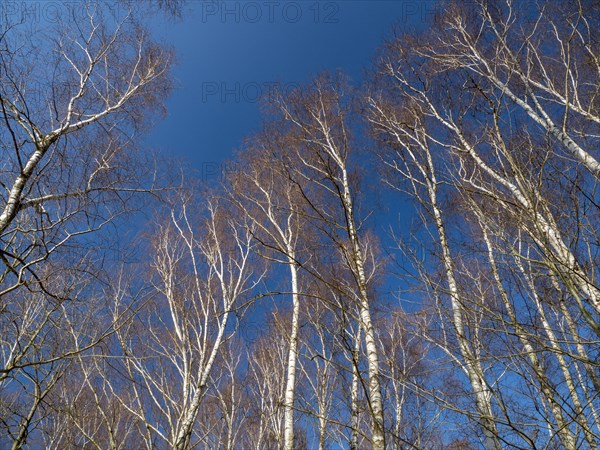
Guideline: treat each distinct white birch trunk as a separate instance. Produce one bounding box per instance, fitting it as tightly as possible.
[421,149,503,450]
[340,167,386,450]
[283,257,300,450]
[350,327,361,450]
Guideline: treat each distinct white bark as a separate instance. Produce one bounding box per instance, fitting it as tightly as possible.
[366,102,502,449]
[279,83,387,449]
[350,327,361,450]
[230,150,304,450]
[283,256,300,450]
[427,171,502,450]
[111,198,259,449]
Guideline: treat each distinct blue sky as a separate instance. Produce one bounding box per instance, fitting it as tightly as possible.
[143,1,438,310]
[146,1,437,176]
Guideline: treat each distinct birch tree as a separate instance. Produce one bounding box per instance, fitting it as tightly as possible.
[297,303,337,450]
[272,75,387,449]
[243,310,291,449]
[411,0,600,328]
[376,312,443,450]
[366,0,600,445]
[0,3,172,446]
[230,130,307,450]
[112,192,261,449]
[366,97,503,449]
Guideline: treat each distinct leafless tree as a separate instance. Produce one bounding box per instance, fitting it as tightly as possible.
[243,310,291,449]
[376,312,444,450]
[109,190,261,449]
[230,129,308,450]
[4,1,598,448]
[270,75,387,449]
[365,0,600,447]
[0,3,172,446]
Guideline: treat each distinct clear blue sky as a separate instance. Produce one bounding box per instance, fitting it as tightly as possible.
[146,1,438,176]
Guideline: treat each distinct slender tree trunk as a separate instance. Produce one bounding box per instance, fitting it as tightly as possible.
[174,307,231,449]
[341,168,386,450]
[283,258,301,450]
[424,170,502,450]
[392,377,404,450]
[350,328,361,450]
[512,252,591,449]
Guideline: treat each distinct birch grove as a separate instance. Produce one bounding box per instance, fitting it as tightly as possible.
[0,3,172,447]
[2,0,599,448]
